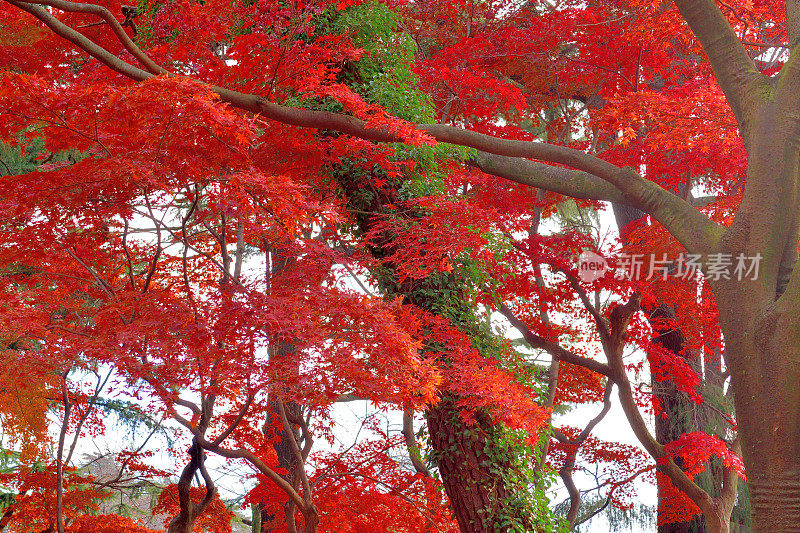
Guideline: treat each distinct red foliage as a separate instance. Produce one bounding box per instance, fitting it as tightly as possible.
[152,485,235,533]
[656,471,702,526]
[661,432,745,480]
[0,0,773,526]
[69,515,161,533]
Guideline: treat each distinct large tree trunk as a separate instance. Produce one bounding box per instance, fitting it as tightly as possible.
[337,171,537,531]
[427,397,530,532]
[712,96,800,533]
[715,306,800,533]
[717,313,800,532]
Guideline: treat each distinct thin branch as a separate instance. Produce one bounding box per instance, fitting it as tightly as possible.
[558,384,614,526]
[55,369,71,533]
[65,248,116,300]
[555,267,610,340]
[92,415,166,491]
[341,263,377,297]
[402,410,431,477]
[64,369,112,466]
[210,392,255,447]
[121,220,136,289]
[299,409,314,461]
[233,219,245,283]
[500,302,613,377]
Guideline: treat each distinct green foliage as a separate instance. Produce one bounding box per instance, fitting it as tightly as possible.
[0,449,20,511]
[93,397,175,448]
[489,428,569,533]
[0,136,79,177]
[730,481,751,532]
[325,2,432,122]
[551,199,601,238]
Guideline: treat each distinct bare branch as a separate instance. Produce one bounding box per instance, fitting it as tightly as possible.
[558,384,615,526]
[56,369,71,533]
[555,268,610,341]
[64,369,112,466]
[402,410,431,477]
[499,302,613,378]
[233,219,245,283]
[210,392,255,447]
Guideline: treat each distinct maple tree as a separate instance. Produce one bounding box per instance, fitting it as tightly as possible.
[1,0,800,531]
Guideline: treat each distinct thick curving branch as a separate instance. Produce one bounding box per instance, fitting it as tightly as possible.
[7,0,722,257]
[671,0,769,131]
[12,0,165,74]
[471,152,628,204]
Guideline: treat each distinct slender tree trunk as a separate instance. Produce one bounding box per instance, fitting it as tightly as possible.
[261,249,304,532]
[167,442,215,533]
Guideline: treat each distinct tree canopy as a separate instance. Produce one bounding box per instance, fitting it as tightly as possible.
[0,0,798,532]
